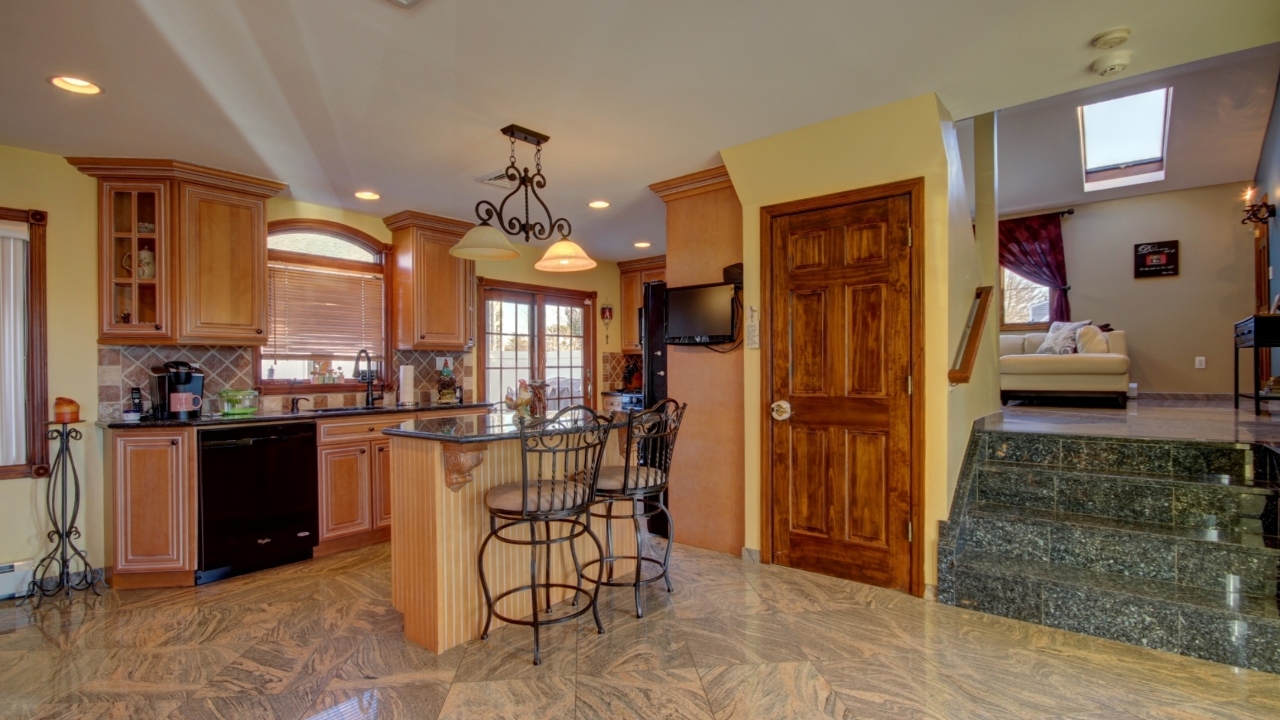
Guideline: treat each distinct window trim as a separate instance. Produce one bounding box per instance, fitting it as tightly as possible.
[0,207,49,480]
[253,219,391,396]
[998,266,1051,333]
[475,277,598,409]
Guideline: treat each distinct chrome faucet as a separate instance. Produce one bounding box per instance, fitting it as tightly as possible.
[353,349,383,408]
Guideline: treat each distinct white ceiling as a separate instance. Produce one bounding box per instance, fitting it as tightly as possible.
[2,0,1279,260]
[960,43,1280,216]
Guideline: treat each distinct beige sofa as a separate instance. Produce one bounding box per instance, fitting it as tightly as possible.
[999,330,1129,407]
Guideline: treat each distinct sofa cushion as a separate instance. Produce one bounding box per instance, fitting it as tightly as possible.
[1076,325,1109,354]
[1000,353,1130,375]
[1036,320,1091,355]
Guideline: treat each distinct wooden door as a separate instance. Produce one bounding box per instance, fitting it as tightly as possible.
[113,429,195,573]
[178,183,267,344]
[620,270,642,352]
[99,180,174,342]
[319,443,373,541]
[1256,220,1272,381]
[372,438,392,529]
[412,231,474,350]
[768,191,916,593]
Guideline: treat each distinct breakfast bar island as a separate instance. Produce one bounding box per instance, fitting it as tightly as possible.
[383,411,636,654]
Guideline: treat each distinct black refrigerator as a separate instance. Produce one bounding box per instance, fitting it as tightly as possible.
[639,280,670,537]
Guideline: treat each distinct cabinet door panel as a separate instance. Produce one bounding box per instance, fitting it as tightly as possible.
[620,271,642,353]
[413,233,474,350]
[319,444,373,541]
[114,431,194,572]
[179,184,267,344]
[99,181,174,342]
[372,438,392,529]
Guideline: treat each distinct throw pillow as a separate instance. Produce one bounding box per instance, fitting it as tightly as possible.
[1036,320,1091,355]
[1076,325,1109,354]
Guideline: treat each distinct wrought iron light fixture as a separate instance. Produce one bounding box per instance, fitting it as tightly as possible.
[1243,198,1276,225]
[451,125,596,271]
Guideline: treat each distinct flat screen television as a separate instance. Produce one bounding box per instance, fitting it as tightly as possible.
[665,282,737,345]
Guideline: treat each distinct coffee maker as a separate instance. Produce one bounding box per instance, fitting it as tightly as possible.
[150,361,205,420]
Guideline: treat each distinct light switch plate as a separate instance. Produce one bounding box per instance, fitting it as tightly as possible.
[746,306,761,349]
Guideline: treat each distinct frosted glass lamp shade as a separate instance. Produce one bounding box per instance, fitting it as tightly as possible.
[449,224,520,261]
[534,237,597,272]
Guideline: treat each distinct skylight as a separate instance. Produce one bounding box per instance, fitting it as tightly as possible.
[1079,88,1171,191]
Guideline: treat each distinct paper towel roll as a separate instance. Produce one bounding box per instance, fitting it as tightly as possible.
[399,364,415,406]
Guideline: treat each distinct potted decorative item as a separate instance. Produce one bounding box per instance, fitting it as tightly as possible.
[528,379,547,417]
[504,379,533,417]
[437,360,459,405]
[53,397,80,424]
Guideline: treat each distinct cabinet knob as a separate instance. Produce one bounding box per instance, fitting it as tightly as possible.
[377,446,386,452]
[359,448,367,454]
[170,439,178,445]
[256,329,263,334]
[368,427,375,432]
[420,334,426,340]
[155,324,162,331]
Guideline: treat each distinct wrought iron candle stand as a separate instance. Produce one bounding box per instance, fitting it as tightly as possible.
[20,422,108,606]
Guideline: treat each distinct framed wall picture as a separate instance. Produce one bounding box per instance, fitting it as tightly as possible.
[1134,240,1178,278]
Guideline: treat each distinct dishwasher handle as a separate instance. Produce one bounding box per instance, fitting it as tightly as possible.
[202,435,299,448]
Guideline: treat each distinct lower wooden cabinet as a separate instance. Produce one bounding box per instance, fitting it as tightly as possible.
[318,443,374,542]
[108,428,197,579]
[373,438,392,529]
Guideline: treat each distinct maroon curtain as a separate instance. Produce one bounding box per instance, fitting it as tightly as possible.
[998,213,1071,322]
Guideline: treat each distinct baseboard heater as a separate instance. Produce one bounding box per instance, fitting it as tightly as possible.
[0,560,35,600]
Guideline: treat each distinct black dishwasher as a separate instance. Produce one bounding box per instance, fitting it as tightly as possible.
[198,423,318,584]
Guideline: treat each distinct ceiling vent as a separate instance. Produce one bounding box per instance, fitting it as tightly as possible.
[385,0,426,8]
[476,170,514,190]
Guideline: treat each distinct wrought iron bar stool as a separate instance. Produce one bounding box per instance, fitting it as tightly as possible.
[584,398,686,618]
[477,405,613,665]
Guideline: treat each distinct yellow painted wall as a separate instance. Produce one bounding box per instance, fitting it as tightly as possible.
[0,145,100,568]
[721,94,998,586]
[267,198,393,245]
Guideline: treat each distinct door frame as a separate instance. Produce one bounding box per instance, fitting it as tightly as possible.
[757,177,925,597]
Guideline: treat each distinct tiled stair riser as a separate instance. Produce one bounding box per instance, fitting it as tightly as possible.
[981,431,1251,478]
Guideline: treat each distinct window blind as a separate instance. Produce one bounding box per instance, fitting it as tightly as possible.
[0,229,28,466]
[265,264,384,361]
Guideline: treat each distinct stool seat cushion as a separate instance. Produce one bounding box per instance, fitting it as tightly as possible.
[596,465,667,492]
[486,480,588,513]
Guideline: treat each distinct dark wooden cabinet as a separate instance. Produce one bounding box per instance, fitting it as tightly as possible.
[384,211,476,351]
[618,256,665,353]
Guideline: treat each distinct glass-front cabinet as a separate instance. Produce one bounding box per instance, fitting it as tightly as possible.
[100,180,172,341]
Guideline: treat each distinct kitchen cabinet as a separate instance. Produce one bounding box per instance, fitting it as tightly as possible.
[68,158,286,346]
[372,438,392,529]
[318,443,374,541]
[602,394,623,415]
[617,256,666,353]
[384,211,476,352]
[107,428,197,585]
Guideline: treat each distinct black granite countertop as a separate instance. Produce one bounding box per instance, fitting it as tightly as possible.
[97,402,495,430]
[383,410,626,445]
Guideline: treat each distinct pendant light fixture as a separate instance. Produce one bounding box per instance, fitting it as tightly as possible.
[451,125,596,271]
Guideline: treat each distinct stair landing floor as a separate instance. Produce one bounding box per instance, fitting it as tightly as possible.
[984,398,1280,445]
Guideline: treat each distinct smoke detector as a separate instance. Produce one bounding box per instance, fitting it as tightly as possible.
[476,170,514,190]
[386,0,425,7]
[1091,51,1131,77]
[1091,28,1131,50]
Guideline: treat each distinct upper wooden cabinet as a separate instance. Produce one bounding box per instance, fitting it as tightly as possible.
[384,211,476,352]
[68,158,285,346]
[617,256,666,353]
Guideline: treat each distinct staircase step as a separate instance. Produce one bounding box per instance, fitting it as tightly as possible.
[965,502,1280,595]
[951,553,1280,673]
[974,462,1272,531]
[981,430,1251,477]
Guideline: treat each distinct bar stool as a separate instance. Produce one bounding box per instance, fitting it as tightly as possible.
[477,405,613,665]
[585,398,686,618]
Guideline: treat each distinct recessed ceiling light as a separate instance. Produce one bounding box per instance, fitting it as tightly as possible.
[634,241,651,248]
[50,76,101,94]
[354,191,381,200]
[588,200,611,209]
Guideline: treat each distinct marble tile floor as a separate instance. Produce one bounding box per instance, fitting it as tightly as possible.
[984,399,1280,445]
[2,541,1280,719]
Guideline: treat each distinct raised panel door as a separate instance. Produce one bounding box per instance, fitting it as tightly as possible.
[319,443,373,541]
[620,271,642,353]
[412,232,474,350]
[372,439,392,529]
[178,184,267,345]
[114,430,195,573]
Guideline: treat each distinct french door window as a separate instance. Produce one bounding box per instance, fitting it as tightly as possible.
[478,279,596,411]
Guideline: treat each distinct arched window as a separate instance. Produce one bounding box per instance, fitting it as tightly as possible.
[256,219,388,393]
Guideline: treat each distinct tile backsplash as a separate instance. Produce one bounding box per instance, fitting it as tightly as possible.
[98,345,472,421]
[602,351,643,392]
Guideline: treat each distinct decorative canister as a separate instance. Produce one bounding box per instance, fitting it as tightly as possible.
[528,380,547,417]
[437,360,459,405]
[53,397,80,424]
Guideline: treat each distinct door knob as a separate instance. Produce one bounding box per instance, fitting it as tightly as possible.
[770,400,792,421]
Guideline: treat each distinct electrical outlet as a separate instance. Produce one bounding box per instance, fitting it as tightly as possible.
[1195,357,1206,369]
